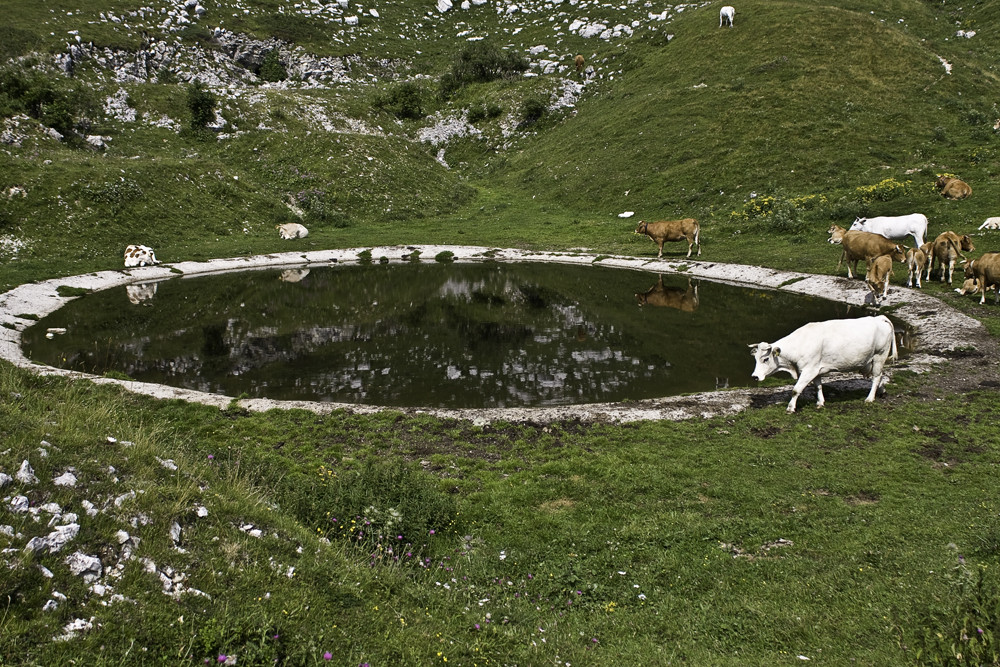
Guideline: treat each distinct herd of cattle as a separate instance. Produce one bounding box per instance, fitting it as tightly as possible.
[634,174,997,410]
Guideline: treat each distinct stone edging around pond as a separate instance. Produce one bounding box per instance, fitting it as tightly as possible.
[0,245,986,424]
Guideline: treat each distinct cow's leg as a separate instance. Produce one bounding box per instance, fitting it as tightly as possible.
[657,242,663,258]
[787,372,816,413]
[814,378,826,409]
[686,239,692,258]
[865,374,882,403]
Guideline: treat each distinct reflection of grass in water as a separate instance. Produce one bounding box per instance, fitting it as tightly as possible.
[25,263,860,407]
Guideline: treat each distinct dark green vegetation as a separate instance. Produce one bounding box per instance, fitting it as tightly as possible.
[3,0,1000,664]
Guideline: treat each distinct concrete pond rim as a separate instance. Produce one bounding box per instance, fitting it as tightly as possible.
[0,245,985,424]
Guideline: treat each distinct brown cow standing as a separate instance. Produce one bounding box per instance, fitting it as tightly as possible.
[936,175,973,199]
[635,276,699,311]
[635,219,701,258]
[930,231,974,285]
[964,253,1000,304]
[828,225,905,279]
[574,54,585,73]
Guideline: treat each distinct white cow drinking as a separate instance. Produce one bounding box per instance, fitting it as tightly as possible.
[849,214,928,248]
[749,315,897,413]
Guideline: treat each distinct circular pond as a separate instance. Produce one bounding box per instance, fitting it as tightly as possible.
[23,260,873,409]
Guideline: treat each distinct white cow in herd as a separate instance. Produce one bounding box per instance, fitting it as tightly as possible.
[849,214,928,248]
[719,5,735,27]
[749,316,897,413]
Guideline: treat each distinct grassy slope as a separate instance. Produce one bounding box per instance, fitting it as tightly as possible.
[4,0,1000,664]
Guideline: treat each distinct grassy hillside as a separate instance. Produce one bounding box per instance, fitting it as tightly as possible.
[5,1,1000,665]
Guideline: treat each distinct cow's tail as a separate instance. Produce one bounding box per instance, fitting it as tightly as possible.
[881,315,898,363]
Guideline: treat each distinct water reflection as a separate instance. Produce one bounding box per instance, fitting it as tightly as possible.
[24,263,873,409]
[635,276,699,311]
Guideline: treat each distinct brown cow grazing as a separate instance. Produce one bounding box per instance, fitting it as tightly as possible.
[574,54,585,73]
[635,219,701,258]
[930,231,974,285]
[865,254,895,303]
[635,276,699,311]
[828,225,905,279]
[936,175,973,199]
[964,253,1000,304]
[905,245,928,288]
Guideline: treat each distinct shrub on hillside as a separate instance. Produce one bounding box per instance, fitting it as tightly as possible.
[186,80,216,130]
[440,42,528,98]
[375,82,425,120]
[517,96,547,129]
[468,102,503,123]
[854,177,910,205]
[730,193,824,233]
[258,50,288,82]
[0,65,97,137]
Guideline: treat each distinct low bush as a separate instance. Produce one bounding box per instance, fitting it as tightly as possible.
[440,42,528,98]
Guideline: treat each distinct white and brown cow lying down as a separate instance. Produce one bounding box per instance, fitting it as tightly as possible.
[124,244,159,267]
[749,315,897,413]
[634,218,701,258]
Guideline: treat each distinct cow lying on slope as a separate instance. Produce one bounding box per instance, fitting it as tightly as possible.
[828,225,905,279]
[749,315,897,413]
[936,175,972,200]
[124,244,159,267]
[635,219,701,258]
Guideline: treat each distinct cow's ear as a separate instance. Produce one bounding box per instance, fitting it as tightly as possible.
[772,347,781,359]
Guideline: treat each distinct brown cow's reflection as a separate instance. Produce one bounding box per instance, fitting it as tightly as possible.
[635,276,699,312]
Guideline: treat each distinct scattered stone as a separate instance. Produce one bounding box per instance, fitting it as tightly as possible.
[157,458,178,471]
[65,552,103,583]
[16,461,38,485]
[53,471,78,487]
[25,523,80,553]
[0,473,12,488]
[81,500,98,517]
[53,617,95,642]
[8,496,29,513]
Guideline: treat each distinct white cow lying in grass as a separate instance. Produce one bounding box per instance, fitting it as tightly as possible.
[979,217,1000,231]
[719,5,735,27]
[749,315,897,413]
[277,222,309,239]
[124,244,159,267]
[849,214,928,248]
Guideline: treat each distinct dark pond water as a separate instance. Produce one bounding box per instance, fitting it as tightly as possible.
[24,262,873,408]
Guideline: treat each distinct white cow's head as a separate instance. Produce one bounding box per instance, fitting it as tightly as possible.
[749,343,780,381]
[849,217,867,232]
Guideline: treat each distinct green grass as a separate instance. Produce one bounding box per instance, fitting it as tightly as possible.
[5,0,1000,664]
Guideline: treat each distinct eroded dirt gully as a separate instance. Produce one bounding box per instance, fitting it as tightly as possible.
[0,246,994,424]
